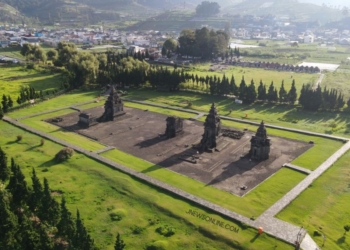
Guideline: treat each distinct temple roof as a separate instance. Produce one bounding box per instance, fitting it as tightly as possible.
[255,121,267,139]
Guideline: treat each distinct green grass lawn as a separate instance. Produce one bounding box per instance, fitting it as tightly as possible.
[0,65,62,105]
[8,90,100,118]
[0,120,293,250]
[184,64,317,92]
[277,150,350,250]
[322,71,350,100]
[124,89,350,138]
[20,109,106,152]
[124,101,197,118]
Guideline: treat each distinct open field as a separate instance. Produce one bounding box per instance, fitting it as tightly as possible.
[236,41,350,65]
[322,71,350,100]
[0,121,294,250]
[184,63,318,92]
[124,89,350,137]
[0,65,62,104]
[277,150,350,250]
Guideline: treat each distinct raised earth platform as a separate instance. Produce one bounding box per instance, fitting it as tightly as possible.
[46,106,312,196]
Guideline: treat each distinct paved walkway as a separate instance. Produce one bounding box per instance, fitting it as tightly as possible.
[191,113,206,120]
[283,163,312,175]
[94,146,115,154]
[313,73,325,90]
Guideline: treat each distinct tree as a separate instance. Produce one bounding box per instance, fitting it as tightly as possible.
[46,49,58,61]
[7,96,13,108]
[267,82,276,102]
[29,169,43,212]
[196,1,220,16]
[57,197,76,239]
[39,178,60,225]
[245,79,257,104]
[0,147,10,182]
[20,43,34,57]
[74,210,95,249]
[287,80,297,104]
[161,46,167,57]
[163,39,178,52]
[238,76,247,100]
[34,47,47,63]
[279,81,287,103]
[344,225,350,235]
[114,233,126,250]
[0,190,18,249]
[7,159,29,207]
[0,105,3,119]
[257,80,266,101]
[1,95,8,113]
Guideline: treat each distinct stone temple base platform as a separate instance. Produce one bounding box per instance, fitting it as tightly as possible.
[46,106,312,196]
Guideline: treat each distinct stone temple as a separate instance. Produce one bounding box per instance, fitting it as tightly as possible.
[97,85,125,122]
[198,103,221,151]
[164,116,184,138]
[249,121,271,160]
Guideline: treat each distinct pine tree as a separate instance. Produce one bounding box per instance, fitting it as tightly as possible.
[230,75,238,96]
[18,213,41,250]
[29,169,43,212]
[245,79,257,104]
[74,209,95,249]
[267,81,275,102]
[57,197,76,240]
[279,81,287,103]
[0,190,18,249]
[17,96,22,105]
[7,96,13,108]
[39,178,60,226]
[257,80,266,101]
[0,105,3,119]
[287,79,297,104]
[0,147,10,182]
[114,233,126,250]
[7,159,29,207]
[1,95,8,113]
[238,76,247,100]
[299,84,306,106]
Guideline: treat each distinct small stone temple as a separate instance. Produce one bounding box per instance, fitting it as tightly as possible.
[78,113,96,128]
[165,116,183,138]
[97,86,125,122]
[198,103,221,151]
[249,121,271,160]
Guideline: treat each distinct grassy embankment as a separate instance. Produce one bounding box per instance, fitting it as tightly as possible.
[0,65,62,105]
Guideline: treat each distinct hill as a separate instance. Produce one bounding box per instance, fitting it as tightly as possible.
[223,0,343,23]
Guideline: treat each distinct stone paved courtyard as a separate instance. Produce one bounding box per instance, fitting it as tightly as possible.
[47,106,312,196]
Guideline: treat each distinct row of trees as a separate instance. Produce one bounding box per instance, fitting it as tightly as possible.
[0,148,126,250]
[1,94,13,115]
[299,84,346,111]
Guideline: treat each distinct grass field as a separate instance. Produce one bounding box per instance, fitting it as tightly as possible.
[124,89,350,137]
[184,63,318,92]
[322,71,350,100]
[277,150,350,250]
[8,90,100,118]
[0,65,62,105]
[0,120,294,250]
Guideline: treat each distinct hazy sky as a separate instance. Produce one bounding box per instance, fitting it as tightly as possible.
[301,0,349,7]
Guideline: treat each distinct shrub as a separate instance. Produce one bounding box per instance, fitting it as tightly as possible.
[130,225,144,234]
[16,135,23,141]
[156,225,176,237]
[313,230,322,237]
[40,139,45,146]
[146,240,168,250]
[55,147,74,162]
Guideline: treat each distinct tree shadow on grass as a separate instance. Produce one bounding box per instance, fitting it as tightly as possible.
[6,140,18,145]
[38,159,58,168]
[25,144,41,152]
[337,235,346,244]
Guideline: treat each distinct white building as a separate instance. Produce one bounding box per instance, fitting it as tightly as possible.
[304,35,314,43]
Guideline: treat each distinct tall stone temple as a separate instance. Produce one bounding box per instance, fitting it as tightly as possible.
[97,86,124,122]
[199,103,221,151]
[249,121,271,160]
